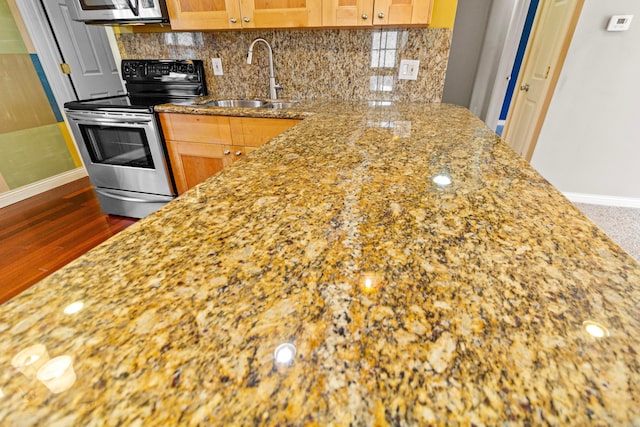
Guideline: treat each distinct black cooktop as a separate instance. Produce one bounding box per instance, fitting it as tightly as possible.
[64,60,207,114]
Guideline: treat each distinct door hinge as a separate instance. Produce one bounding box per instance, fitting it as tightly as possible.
[545,66,551,79]
[60,63,71,75]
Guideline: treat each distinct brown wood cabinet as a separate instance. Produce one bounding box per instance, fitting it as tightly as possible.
[323,0,433,26]
[165,0,242,30]
[159,113,300,194]
[167,0,430,30]
[166,0,321,30]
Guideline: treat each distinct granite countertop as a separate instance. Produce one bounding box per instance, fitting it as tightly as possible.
[1,100,639,425]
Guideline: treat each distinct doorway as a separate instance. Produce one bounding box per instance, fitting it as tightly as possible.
[16,0,125,103]
[502,0,585,160]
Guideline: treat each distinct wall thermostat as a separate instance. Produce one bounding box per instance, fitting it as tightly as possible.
[607,15,633,31]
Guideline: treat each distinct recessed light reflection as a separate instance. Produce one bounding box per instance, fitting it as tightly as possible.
[359,272,383,293]
[63,301,84,315]
[11,344,50,378]
[0,388,5,398]
[36,355,76,394]
[274,343,296,367]
[583,321,609,338]
[433,174,452,187]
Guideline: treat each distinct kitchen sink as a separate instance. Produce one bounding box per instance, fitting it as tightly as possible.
[203,99,268,108]
[199,99,300,109]
[265,101,300,109]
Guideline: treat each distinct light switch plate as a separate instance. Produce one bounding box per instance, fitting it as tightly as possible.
[607,15,633,31]
[211,58,223,75]
[398,59,420,80]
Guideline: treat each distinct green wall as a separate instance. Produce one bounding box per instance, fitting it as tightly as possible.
[0,0,77,193]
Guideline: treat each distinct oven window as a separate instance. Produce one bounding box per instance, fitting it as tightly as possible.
[79,0,118,11]
[80,125,155,169]
[79,0,156,11]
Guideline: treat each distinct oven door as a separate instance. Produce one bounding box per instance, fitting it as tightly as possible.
[65,110,175,197]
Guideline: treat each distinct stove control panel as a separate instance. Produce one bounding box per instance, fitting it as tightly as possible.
[122,60,204,83]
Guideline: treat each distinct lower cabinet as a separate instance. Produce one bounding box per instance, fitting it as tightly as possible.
[159,113,301,194]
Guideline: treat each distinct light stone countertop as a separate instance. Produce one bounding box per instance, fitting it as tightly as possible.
[1,100,639,426]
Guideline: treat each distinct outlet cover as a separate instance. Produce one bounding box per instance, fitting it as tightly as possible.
[398,59,420,80]
[212,58,223,76]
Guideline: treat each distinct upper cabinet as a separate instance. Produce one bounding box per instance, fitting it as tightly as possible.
[323,0,433,27]
[166,0,242,30]
[167,0,321,30]
[168,0,432,30]
[373,0,433,25]
[240,0,322,28]
[323,0,374,26]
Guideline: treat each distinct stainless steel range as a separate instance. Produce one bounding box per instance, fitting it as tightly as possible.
[65,59,206,218]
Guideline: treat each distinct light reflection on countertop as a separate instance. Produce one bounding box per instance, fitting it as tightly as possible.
[63,301,84,315]
[583,320,610,338]
[432,174,452,187]
[273,343,296,368]
[1,101,639,425]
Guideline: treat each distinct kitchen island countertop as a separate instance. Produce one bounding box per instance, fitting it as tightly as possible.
[1,100,639,425]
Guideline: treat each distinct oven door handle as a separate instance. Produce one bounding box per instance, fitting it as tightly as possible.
[95,188,171,203]
[65,112,153,125]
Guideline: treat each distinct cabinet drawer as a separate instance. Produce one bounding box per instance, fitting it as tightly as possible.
[160,113,233,144]
[229,117,301,147]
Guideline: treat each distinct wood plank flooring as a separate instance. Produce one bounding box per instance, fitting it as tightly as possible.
[0,178,136,304]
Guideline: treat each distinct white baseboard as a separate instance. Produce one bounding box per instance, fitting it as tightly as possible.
[0,168,88,209]
[564,192,640,209]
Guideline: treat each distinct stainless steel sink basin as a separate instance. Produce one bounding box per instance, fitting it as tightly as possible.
[265,101,300,109]
[203,99,268,108]
[199,99,300,109]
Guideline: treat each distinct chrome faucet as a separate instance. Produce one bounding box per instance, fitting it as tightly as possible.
[246,38,282,100]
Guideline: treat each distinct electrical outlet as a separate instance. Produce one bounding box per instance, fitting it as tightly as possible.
[211,58,223,76]
[398,59,420,80]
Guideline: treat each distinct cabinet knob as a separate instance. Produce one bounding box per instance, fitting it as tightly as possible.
[378,12,385,19]
[230,17,237,23]
[224,150,231,155]
[361,13,368,20]
[243,17,250,23]
[235,151,242,156]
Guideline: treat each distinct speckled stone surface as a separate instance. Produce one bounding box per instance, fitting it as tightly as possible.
[1,102,640,426]
[116,28,451,102]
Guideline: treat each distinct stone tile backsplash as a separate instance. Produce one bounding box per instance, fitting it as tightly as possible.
[116,28,451,102]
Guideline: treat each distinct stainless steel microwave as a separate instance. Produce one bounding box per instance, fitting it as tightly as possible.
[65,0,169,24]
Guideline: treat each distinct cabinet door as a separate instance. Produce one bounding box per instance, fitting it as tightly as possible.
[239,0,321,28]
[372,0,432,25]
[159,113,235,194]
[166,0,242,30]
[229,117,301,147]
[323,0,374,27]
[166,140,232,194]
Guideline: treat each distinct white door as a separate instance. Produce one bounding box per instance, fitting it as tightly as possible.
[502,0,584,160]
[40,0,125,99]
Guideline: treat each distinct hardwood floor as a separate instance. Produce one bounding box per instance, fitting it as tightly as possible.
[0,178,137,304]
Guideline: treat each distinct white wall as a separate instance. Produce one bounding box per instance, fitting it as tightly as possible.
[531,0,640,201]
